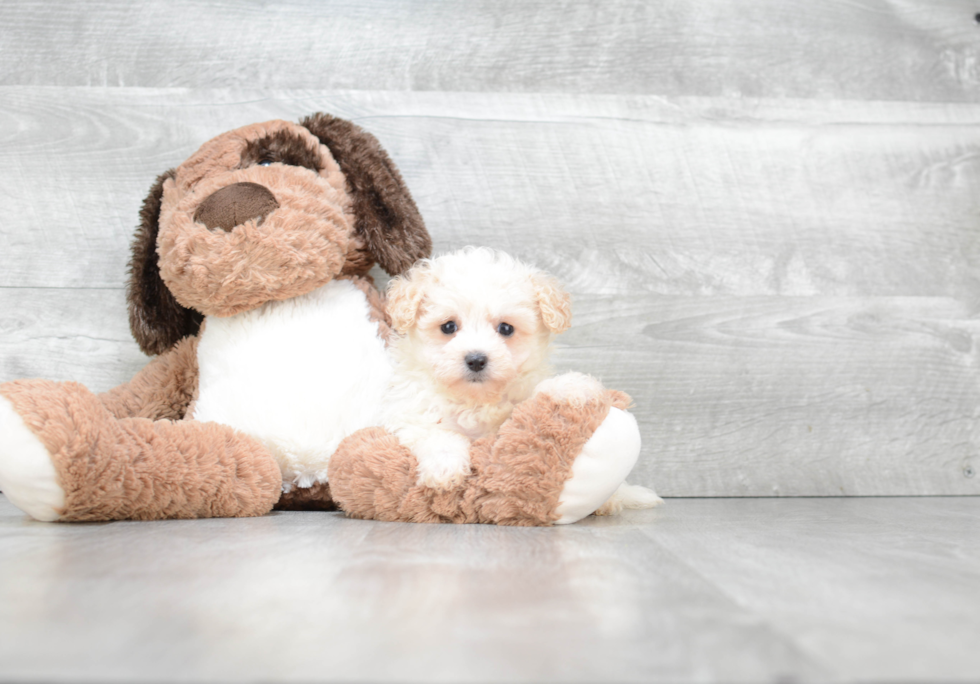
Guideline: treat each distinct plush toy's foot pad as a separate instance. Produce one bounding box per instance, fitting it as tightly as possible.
[594,482,663,516]
[0,394,64,521]
[554,407,642,524]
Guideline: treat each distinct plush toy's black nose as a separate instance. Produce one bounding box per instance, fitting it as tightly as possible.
[465,353,488,373]
[194,182,280,232]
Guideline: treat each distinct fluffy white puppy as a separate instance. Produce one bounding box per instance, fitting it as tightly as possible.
[383,247,662,514]
[383,247,561,489]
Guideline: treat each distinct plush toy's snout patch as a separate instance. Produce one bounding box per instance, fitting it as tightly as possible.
[193,182,280,232]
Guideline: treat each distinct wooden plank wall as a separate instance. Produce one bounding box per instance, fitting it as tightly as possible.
[1,1,978,496]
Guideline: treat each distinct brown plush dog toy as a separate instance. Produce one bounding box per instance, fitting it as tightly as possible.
[0,114,642,525]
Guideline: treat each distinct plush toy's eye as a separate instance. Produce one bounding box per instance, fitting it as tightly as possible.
[497,322,515,337]
[240,133,323,173]
[440,321,458,335]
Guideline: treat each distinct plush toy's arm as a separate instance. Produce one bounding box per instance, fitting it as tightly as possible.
[339,274,394,345]
[97,334,200,421]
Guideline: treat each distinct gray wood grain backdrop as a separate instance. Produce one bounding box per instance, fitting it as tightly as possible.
[1,1,979,496]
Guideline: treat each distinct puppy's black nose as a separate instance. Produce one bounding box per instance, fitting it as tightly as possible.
[465,353,488,373]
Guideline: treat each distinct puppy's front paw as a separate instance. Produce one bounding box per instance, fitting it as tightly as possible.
[413,431,472,491]
[532,371,605,407]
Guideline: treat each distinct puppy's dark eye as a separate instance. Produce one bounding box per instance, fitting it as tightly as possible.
[258,159,273,167]
[441,321,458,335]
[497,322,514,337]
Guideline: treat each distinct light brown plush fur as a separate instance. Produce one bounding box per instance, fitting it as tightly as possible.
[157,122,354,317]
[328,387,630,526]
[98,335,200,420]
[126,117,429,356]
[0,380,281,521]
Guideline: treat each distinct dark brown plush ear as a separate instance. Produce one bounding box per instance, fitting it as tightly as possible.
[127,169,203,355]
[300,113,432,275]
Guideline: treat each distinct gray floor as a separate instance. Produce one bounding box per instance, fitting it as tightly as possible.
[1,494,977,683]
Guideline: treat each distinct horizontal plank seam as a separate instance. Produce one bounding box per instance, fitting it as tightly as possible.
[0,286,123,291]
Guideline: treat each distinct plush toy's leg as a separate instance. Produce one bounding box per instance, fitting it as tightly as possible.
[0,393,64,521]
[329,372,644,526]
[0,380,281,522]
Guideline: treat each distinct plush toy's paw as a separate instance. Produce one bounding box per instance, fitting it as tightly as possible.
[594,482,663,516]
[553,406,642,525]
[413,431,472,491]
[532,371,605,407]
[0,394,64,521]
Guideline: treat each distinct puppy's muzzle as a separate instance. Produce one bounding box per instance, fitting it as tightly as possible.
[194,182,280,232]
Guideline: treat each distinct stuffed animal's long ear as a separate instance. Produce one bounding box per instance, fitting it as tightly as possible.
[385,260,432,333]
[532,271,572,334]
[127,169,204,355]
[300,113,431,275]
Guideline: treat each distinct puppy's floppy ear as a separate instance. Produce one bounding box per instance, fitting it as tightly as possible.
[532,271,572,334]
[127,169,204,355]
[385,261,432,333]
[300,113,431,276]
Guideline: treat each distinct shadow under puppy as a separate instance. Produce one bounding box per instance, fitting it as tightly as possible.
[383,247,661,515]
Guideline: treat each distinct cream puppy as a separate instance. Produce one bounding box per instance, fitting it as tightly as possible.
[382,247,662,515]
[383,247,563,489]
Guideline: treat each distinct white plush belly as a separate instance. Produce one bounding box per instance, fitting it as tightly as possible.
[191,280,391,491]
